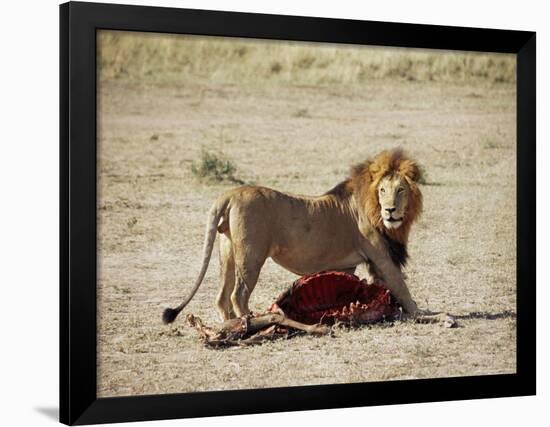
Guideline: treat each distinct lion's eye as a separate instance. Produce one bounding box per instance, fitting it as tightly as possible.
[380,188,385,194]
[397,187,404,193]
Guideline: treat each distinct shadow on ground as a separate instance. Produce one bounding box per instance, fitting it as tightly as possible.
[455,310,517,321]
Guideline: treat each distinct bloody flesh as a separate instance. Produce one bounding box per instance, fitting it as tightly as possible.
[269,271,401,325]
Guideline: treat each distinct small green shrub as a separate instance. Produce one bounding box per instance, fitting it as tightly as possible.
[292,108,311,118]
[483,140,501,150]
[191,150,239,183]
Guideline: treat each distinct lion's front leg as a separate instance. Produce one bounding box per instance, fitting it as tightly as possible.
[364,261,378,285]
[360,242,417,316]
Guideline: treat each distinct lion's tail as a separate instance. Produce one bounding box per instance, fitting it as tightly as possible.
[162,195,231,324]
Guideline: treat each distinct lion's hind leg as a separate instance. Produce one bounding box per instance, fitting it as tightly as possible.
[231,244,268,318]
[216,234,236,321]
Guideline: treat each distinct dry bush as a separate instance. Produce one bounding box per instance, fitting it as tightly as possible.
[98,30,516,85]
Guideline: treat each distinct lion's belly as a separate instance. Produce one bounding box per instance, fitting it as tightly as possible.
[271,248,363,276]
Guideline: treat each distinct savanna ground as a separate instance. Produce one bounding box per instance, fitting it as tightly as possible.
[97,31,517,397]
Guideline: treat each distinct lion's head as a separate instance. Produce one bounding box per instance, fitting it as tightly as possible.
[350,148,423,244]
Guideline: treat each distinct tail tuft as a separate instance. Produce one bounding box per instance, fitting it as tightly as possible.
[162,307,181,324]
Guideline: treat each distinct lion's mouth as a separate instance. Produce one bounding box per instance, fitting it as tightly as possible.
[385,217,403,223]
[383,216,403,229]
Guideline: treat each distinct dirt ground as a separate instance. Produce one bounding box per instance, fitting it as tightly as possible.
[97,76,516,397]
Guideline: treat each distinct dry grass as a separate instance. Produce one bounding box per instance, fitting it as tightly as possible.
[98,30,516,85]
[96,31,516,397]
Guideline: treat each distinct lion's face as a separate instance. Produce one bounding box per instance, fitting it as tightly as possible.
[351,148,423,241]
[377,175,410,230]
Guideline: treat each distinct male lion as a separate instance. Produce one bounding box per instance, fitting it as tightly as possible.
[163,148,423,324]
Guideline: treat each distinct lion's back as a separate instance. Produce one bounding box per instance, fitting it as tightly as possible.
[221,185,314,241]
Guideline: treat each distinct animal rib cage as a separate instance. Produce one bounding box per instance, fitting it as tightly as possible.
[269,271,401,325]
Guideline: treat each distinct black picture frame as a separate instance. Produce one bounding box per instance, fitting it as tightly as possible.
[60,1,536,425]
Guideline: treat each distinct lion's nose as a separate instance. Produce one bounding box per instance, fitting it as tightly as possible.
[385,207,396,214]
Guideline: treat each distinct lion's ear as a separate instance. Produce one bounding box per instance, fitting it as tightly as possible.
[351,160,374,181]
[367,161,380,179]
[399,160,422,182]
